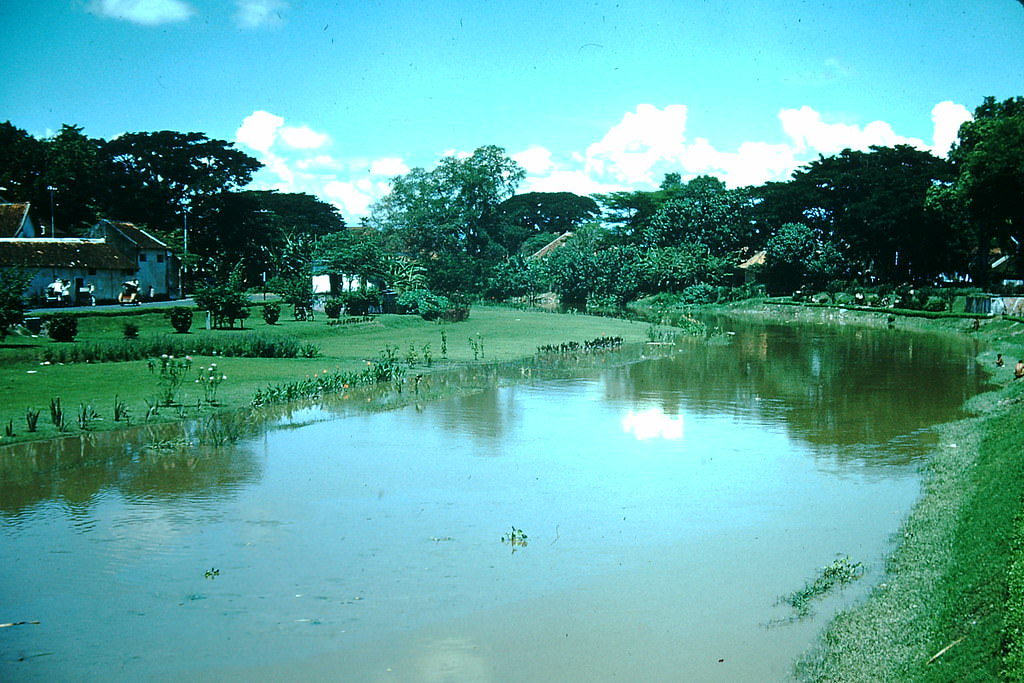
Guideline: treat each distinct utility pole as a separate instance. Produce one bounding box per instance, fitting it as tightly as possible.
[46,185,56,236]
[182,211,188,298]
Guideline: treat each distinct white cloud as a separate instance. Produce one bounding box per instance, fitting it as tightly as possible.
[778,105,926,155]
[234,0,287,29]
[519,169,624,196]
[232,101,967,221]
[235,110,284,153]
[512,146,555,175]
[930,101,972,156]
[584,104,689,185]
[280,125,329,150]
[88,0,195,25]
[370,157,410,177]
[235,110,410,219]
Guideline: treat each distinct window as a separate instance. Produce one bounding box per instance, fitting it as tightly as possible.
[139,253,148,262]
[157,253,165,263]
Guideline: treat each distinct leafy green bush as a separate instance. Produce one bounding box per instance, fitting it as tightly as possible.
[38,333,310,363]
[123,322,140,340]
[193,264,251,329]
[341,290,381,316]
[45,313,78,342]
[679,283,717,305]
[262,302,281,325]
[323,298,343,319]
[396,289,453,320]
[166,306,194,333]
[439,306,470,322]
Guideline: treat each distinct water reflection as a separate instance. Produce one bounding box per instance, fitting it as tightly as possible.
[0,424,262,519]
[0,316,992,682]
[621,407,684,440]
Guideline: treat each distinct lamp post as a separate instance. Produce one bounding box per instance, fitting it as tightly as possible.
[182,211,189,298]
[46,185,57,236]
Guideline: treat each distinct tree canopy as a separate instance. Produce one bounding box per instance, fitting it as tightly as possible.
[370,145,525,292]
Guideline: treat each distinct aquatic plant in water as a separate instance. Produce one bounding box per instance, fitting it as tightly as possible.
[501,527,528,553]
[779,556,864,620]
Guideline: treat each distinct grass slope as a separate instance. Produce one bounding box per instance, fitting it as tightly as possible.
[785,307,1024,682]
[0,306,650,444]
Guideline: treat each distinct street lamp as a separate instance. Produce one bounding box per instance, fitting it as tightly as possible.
[46,185,57,236]
[182,211,189,298]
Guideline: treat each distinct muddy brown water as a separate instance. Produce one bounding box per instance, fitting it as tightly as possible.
[0,315,989,681]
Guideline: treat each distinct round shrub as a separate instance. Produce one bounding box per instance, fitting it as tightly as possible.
[323,298,343,319]
[262,302,281,325]
[342,290,381,316]
[396,289,452,320]
[46,313,78,342]
[166,306,194,333]
[679,283,717,305]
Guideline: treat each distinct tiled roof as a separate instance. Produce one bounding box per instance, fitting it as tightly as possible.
[0,203,30,237]
[0,239,136,270]
[104,220,169,249]
[531,231,573,259]
[738,250,767,269]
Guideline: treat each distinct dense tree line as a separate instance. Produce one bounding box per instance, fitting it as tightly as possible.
[0,122,350,288]
[3,94,1022,311]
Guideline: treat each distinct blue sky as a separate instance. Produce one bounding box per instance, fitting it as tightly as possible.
[2,0,1023,219]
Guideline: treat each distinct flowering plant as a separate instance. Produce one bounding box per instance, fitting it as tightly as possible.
[147,354,192,406]
[196,362,228,404]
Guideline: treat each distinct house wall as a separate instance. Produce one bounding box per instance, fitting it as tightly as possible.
[135,248,179,298]
[25,266,136,304]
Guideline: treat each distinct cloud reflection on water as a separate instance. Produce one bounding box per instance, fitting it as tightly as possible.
[621,407,684,441]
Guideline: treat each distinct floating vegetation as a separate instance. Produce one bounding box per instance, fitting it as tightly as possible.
[778,556,865,621]
[501,527,528,553]
[204,568,220,579]
[195,412,248,447]
[143,437,193,452]
[536,337,624,355]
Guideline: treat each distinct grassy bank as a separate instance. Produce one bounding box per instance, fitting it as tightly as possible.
[0,305,656,445]
[737,302,1024,682]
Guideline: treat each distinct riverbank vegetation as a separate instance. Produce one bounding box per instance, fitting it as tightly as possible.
[2,94,1023,680]
[0,305,660,445]
[731,302,1024,682]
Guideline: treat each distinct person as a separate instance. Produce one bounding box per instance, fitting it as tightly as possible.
[1015,360,1024,380]
[997,353,1005,367]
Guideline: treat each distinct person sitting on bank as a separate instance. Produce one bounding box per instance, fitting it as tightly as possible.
[997,353,1005,367]
[1015,360,1024,380]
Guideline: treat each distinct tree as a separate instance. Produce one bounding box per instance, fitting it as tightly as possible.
[642,175,754,254]
[0,121,45,206]
[313,228,386,287]
[370,145,525,292]
[949,96,1024,283]
[101,131,262,232]
[42,125,105,235]
[764,223,847,294]
[241,190,346,237]
[757,145,956,282]
[0,268,34,339]
[189,191,285,283]
[193,263,251,329]
[495,191,599,254]
[594,189,667,245]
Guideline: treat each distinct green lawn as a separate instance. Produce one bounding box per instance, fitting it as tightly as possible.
[0,305,652,444]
